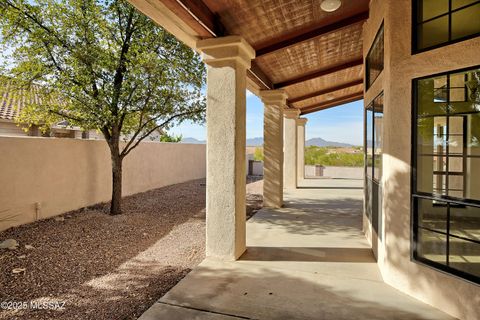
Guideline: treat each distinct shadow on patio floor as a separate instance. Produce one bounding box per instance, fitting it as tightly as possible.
[240,246,375,263]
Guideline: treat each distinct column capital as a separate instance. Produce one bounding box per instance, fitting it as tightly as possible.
[196,36,255,69]
[283,108,300,119]
[259,89,288,106]
[296,117,308,125]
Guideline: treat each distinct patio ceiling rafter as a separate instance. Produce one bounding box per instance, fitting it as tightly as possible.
[250,61,274,90]
[161,0,222,37]
[274,58,363,89]
[256,11,369,58]
[301,91,364,115]
[288,78,363,104]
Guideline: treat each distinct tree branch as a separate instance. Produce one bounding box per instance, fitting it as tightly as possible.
[4,0,73,54]
[48,109,86,123]
[120,93,169,153]
[111,6,135,116]
[120,108,203,158]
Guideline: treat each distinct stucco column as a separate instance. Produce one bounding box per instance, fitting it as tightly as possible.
[296,118,307,186]
[283,109,300,189]
[260,90,287,208]
[196,36,255,260]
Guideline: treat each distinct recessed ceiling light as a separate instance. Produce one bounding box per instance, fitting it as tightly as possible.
[321,0,342,12]
[326,94,335,101]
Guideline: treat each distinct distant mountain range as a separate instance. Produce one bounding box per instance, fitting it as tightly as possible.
[245,137,264,146]
[181,137,206,144]
[182,137,356,147]
[305,137,354,147]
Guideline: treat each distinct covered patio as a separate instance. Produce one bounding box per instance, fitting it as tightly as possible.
[138,181,453,319]
[127,0,480,319]
[128,0,369,261]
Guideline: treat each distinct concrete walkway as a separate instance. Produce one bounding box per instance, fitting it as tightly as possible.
[139,180,456,320]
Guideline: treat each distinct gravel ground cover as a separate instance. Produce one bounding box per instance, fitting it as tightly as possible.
[0,178,263,320]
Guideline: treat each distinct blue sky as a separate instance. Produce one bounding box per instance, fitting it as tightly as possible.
[170,91,364,146]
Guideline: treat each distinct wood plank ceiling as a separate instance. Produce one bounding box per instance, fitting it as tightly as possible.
[161,0,369,115]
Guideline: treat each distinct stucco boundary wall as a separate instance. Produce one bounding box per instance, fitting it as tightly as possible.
[0,136,206,231]
[304,165,364,179]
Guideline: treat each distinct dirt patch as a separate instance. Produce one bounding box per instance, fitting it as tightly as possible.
[246,178,263,219]
[0,178,263,320]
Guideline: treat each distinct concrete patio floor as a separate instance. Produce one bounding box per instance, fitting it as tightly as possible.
[139,179,456,320]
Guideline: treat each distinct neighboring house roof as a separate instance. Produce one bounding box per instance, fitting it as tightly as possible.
[0,80,79,131]
[1,78,167,140]
[0,81,42,121]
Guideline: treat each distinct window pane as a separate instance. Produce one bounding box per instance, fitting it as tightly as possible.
[448,116,464,134]
[418,159,444,194]
[417,116,447,195]
[448,175,464,198]
[373,95,383,181]
[417,117,446,152]
[452,3,480,40]
[452,0,479,10]
[449,207,480,275]
[418,198,448,232]
[465,114,480,157]
[417,76,448,116]
[448,157,463,172]
[366,108,373,177]
[450,205,480,242]
[450,101,478,114]
[418,0,449,21]
[417,16,449,49]
[418,228,447,265]
[449,238,480,277]
[450,69,480,113]
[466,157,480,200]
[450,73,467,102]
[448,135,463,155]
[366,25,384,89]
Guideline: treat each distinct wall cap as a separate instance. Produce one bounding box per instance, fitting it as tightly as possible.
[283,108,300,119]
[259,89,288,106]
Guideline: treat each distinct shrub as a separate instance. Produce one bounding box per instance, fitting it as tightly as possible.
[304,146,364,167]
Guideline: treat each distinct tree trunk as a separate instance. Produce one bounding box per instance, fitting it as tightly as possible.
[110,152,123,215]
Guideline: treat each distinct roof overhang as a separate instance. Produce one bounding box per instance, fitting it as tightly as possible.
[128,0,367,114]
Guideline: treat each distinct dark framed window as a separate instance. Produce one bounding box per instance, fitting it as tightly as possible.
[365,92,384,241]
[365,92,384,181]
[366,23,384,90]
[413,0,480,53]
[412,65,480,284]
[366,107,373,178]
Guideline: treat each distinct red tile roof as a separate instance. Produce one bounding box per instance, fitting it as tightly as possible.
[0,80,42,121]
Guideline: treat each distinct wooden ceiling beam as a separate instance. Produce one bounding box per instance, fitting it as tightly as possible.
[165,0,225,36]
[256,11,369,57]
[249,61,274,89]
[301,92,364,115]
[288,78,363,104]
[274,58,363,88]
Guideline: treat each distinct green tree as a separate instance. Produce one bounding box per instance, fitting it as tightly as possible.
[0,0,206,214]
[159,132,182,143]
[304,146,364,167]
[253,147,263,161]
